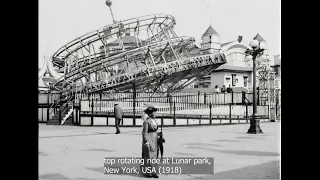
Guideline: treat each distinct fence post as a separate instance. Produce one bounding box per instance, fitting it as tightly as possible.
[59,104,61,125]
[275,93,278,120]
[197,91,200,105]
[229,104,232,124]
[169,95,172,114]
[242,91,246,104]
[231,91,234,105]
[91,96,94,126]
[79,99,81,125]
[204,93,206,104]
[173,101,176,126]
[209,103,212,125]
[76,105,78,125]
[245,104,248,123]
[257,88,260,105]
[268,104,271,121]
[133,81,136,126]
[47,91,50,121]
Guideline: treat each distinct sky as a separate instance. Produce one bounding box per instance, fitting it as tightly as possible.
[39,0,280,68]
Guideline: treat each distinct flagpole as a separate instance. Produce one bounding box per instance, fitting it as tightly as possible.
[207,5,210,26]
[206,4,212,26]
[209,4,212,25]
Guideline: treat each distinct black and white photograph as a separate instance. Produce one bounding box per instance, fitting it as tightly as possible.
[38,0,281,179]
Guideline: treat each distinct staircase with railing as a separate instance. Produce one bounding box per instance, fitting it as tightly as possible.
[47,95,74,125]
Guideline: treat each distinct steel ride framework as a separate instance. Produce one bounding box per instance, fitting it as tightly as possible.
[50,9,226,98]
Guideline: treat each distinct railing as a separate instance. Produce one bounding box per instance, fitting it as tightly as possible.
[79,99,269,118]
[47,94,74,121]
[48,99,60,117]
[75,92,254,105]
[60,103,74,125]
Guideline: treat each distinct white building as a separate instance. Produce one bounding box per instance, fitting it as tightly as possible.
[189,25,271,92]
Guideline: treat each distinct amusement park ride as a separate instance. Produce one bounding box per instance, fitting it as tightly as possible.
[40,1,280,126]
[42,0,229,125]
[49,0,226,98]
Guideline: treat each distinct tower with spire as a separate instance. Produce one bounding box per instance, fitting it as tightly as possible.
[254,33,266,42]
[200,25,221,55]
[253,33,270,65]
[254,33,268,56]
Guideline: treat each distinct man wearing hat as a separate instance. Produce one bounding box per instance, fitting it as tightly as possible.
[114,104,122,134]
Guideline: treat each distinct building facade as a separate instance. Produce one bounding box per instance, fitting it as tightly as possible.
[189,25,272,92]
[271,55,281,89]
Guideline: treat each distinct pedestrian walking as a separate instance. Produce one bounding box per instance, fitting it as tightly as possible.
[141,104,165,159]
[114,104,122,134]
[141,105,159,178]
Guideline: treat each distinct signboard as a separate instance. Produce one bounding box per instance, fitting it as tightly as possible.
[231,74,237,86]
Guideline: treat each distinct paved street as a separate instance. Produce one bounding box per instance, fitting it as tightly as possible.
[39,122,280,180]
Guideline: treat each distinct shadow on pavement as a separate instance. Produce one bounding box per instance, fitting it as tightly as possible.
[83,148,114,152]
[174,152,197,156]
[39,151,48,156]
[208,149,280,157]
[214,139,242,142]
[236,136,267,140]
[39,132,115,138]
[184,146,279,157]
[219,132,279,136]
[39,173,69,179]
[190,160,280,179]
[86,166,143,178]
[182,142,221,147]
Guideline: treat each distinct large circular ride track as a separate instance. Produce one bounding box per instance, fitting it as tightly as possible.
[51,13,226,96]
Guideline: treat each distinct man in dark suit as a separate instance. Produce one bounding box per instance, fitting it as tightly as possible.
[114,104,122,134]
[227,84,233,93]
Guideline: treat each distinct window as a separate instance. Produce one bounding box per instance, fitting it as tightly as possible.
[226,55,231,61]
[226,77,230,84]
[212,36,218,42]
[244,76,248,87]
[231,54,235,61]
[228,53,245,61]
[237,53,243,61]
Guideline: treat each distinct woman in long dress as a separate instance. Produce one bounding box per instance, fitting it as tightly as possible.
[141,106,159,178]
[141,103,152,121]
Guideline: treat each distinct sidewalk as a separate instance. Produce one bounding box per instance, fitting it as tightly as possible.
[39,122,280,179]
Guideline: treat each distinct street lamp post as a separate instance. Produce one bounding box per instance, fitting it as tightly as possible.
[244,39,266,134]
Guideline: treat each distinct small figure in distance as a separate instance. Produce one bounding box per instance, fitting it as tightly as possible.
[114,104,122,134]
[214,85,220,93]
[221,85,226,93]
[227,84,233,93]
